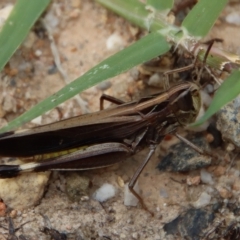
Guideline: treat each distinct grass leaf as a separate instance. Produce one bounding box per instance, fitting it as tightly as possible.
[0,0,50,72]
[192,70,240,126]
[182,0,228,37]
[146,0,174,11]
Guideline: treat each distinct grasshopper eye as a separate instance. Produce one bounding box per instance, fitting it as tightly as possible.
[169,83,201,126]
[176,90,194,112]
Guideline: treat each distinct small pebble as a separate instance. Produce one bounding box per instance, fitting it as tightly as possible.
[132,232,139,239]
[35,50,42,57]
[226,143,235,152]
[226,12,240,26]
[232,179,240,191]
[9,209,17,218]
[66,225,72,230]
[120,233,126,239]
[80,196,89,202]
[106,33,124,51]
[31,116,42,125]
[97,81,112,91]
[148,73,162,88]
[205,186,214,194]
[200,169,214,185]
[186,175,201,186]
[124,182,139,207]
[117,176,125,188]
[200,90,212,107]
[206,133,214,143]
[48,65,58,75]
[44,10,59,29]
[129,67,139,81]
[193,192,211,208]
[3,95,17,113]
[0,172,50,209]
[93,183,116,202]
[213,166,226,177]
[160,188,169,198]
[216,101,240,150]
[217,186,233,199]
[204,84,214,94]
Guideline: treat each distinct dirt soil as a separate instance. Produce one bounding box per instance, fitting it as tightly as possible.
[0,0,240,240]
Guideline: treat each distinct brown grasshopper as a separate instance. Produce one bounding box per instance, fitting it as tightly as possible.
[0,81,201,211]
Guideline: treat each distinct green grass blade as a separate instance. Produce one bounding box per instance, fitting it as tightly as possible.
[97,0,169,31]
[97,0,231,68]
[0,32,170,133]
[146,0,174,11]
[0,0,50,72]
[182,0,228,37]
[192,70,240,126]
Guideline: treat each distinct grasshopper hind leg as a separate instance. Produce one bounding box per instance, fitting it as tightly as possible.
[128,144,158,216]
[0,142,133,178]
[0,165,21,178]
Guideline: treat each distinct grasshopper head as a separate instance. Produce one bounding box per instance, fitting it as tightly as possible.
[169,82,201,126]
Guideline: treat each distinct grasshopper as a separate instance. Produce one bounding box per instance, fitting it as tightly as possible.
[0,81,201,211]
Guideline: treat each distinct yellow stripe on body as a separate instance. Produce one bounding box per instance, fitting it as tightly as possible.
[20,145,89,162]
